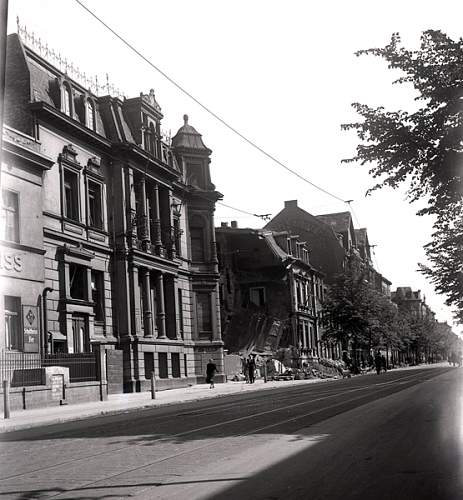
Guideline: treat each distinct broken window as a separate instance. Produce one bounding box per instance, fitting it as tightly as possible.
[249,287,266,307]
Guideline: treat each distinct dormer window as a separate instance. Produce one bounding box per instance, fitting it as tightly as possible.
[85,99,95,130]
[62,83,72,117]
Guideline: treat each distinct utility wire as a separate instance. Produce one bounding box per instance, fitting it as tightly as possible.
[217,202,271,221]
[74,0,349,205]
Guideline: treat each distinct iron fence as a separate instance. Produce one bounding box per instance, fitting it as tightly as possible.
[43,353,99,383]
[0,352,43,387]
[0,351,99,387]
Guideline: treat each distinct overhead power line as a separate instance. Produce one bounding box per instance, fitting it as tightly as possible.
[217,202,271,221]
[74,0,349,205]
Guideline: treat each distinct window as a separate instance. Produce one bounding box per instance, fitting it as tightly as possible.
[171,353,180,378]
[149,123,156,154]
[187,163,204,188]
[173,217,181,256]
[190,216,206,261]
[62,84,72,116]
[87,180,103,229]
[69,264,87,300]
[178,289,184,338]
[63,170,79,221]
[4,296,21,350]
[250,287,266,307]
[144,352,154,379]
[72,315,88,353]
[91,270,105,322]
[85,99,95,129]
[2,190,19,242]
[196,292,212,339]
[158,352,168,379]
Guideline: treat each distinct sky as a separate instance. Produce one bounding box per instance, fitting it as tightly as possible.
[5,0,463,333]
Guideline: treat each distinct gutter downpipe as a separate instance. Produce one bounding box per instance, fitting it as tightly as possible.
[42,287,53,355]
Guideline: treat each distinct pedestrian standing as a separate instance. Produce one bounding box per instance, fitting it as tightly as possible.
[248,355,256,384]
[242,356,249,383]
[206,358,217,388]
[374,351,382,375]
[381,354,387,373]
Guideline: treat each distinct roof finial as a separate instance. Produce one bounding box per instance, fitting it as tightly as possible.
[183,114,189,125]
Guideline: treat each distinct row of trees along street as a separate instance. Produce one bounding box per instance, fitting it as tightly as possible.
[322,255,462,373]
[321,30,463,371]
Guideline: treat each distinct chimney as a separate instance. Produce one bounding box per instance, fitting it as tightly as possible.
[230,221,238,228]
[284,200,298,209]
[221,222,228,228]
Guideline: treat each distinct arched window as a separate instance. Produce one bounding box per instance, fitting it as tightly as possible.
[85,99,95,130]
[62,83,72,116]
[190,215,207,262]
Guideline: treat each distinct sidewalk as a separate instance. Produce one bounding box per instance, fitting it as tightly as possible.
[0,362,449,434]
[0,376,330,434]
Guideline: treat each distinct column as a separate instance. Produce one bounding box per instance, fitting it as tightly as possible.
[167,189,176,258]
[130,264,141,336]
[153,183,164,256]
[156,272,166,339]
[141,268,153,337]
[127,168,138,239]
[212,290,222,341]
[302,322,307,349]
[138,176,150,250]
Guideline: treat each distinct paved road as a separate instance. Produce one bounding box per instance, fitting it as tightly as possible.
[0,366,461,499]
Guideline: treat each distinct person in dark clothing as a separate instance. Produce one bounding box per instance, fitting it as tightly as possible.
[206,358,217,388]
[381,355,387,373]
[242,356,249,383]
[248,355,256,384]
[374,351,382,375]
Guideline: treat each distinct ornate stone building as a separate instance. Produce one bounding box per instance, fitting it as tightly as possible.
[2,29,224,392]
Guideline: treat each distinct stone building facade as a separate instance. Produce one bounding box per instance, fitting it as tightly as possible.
[1,125,53,354]
[2,30,223,392]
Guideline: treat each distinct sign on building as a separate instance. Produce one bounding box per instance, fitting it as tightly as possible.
[23,305,39,353]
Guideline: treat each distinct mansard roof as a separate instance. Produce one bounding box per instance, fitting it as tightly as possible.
[5,34,108,139]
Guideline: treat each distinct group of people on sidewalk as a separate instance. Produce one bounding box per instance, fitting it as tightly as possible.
[448,351,462,367]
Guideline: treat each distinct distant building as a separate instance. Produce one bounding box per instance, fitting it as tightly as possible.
[264,200,347,284]
[265,201,392,294]
[391,287,435,321]
[216,223,337,363]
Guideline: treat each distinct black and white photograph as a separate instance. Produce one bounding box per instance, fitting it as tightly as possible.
[0,1,462,498]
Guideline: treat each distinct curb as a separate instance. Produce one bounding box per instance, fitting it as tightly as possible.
[2,365,444,434]
[0,377,336,434]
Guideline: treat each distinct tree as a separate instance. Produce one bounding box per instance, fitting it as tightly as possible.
[343,30,463,321]
[419,218,463,322]
[322,256,387,371]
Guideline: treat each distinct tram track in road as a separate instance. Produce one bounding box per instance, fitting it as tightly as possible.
[15,368,450,500]
[0,367,450,496]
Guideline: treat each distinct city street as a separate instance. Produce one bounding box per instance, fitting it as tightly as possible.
[0,366,461,499]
